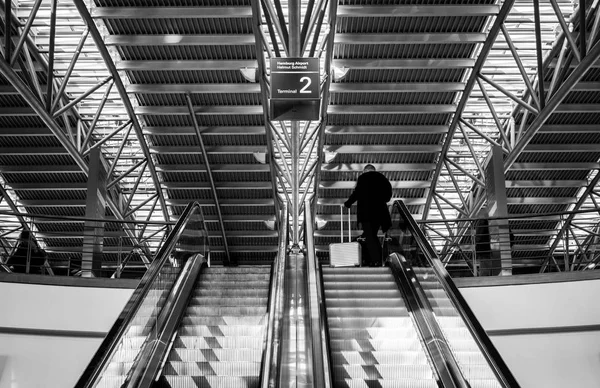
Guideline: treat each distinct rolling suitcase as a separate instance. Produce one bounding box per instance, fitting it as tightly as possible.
[329,206,362,267]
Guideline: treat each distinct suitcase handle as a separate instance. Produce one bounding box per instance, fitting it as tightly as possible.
[340,205,351,243]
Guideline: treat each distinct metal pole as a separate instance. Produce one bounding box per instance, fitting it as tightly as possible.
[290,0,301,246]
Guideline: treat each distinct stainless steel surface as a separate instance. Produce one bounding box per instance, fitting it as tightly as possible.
[279,251,314,388]
[262,203,289,388]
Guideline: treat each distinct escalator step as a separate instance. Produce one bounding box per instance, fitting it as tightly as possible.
[322,274,396,282]
[180,315,266,326]
[331,350,429,366]
[329,327,420,340]
[173,335,264,349]
[333,364,434,380]
[333,378,438,388]
[325,289,401,299]
[194,288,269,298]
[185,305,267,316]
[329,338,424,352]
[177,324,264,337]
[168,348,263,362]
[198,273,270,282]
[326,307,409,318]
[163,375,259,388]
[188,297,268,307]
[163,361,261,376]
[322,267,389,274]
[202,266,270,274]
[326,298,406,309]
[324,281,400,291]
[194,280,270,289]
[327,317,414,329]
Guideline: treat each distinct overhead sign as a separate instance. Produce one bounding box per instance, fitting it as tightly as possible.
[270,57,320,120]
[270,58,320,100]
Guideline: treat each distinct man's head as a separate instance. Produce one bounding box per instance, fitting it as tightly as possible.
[363,164,376,173]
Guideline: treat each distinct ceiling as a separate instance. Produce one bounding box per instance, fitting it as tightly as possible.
[1,0,599,276]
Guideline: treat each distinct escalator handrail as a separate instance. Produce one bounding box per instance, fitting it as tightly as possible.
[390,200,521,388]
[387,252,469,388]
[123,252,207,387]
[74,202,208,388]
[304,198,333,388]
[260,202,289,388]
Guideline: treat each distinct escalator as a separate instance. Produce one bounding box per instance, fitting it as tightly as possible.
[76,202,288,388]
[323,266,438,387]
[304,198,521,388]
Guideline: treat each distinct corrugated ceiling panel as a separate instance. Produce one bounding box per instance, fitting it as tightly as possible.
[0,116,47,127]
[136,93,261,106]
[143,114,264,127]
[24,207,86,217]
[546,113,600,125]
[508,204,570,215]
[325,133,443,145]
[506,170,590,181]
[321,170,431,182]
[319,188,427,198]
[336,16,487,34]
[329,92,456,105]
[162,171,270,182]
[0,136,63,148]
[334,43,474,60]
[95,0,250,6]
[341,68,465,83]
[530,132,600,144]
[118,46,256,61]
[149,133,265,147]
[332,152,438,164]
[195,206,273,216]
[507,187,580,198]
[0,155,75,166]
[562,91,600,104]
[327,113,451,126]
[2,173,87,184]
[103,18,253,35]
[339,0,494,4]
[0,95,28,107]
[515,152,600,163]
[509,219,560,230]
[128,70,247,84]
[15,191,87,201]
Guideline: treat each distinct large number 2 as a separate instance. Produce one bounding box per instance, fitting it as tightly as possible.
[300,76,311,93]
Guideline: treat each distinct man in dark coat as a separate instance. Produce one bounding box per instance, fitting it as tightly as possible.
[344,164,393,266]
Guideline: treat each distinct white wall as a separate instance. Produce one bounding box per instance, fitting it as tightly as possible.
[459,278,600,388]
[1,274,600,388]
[0,282,133,388]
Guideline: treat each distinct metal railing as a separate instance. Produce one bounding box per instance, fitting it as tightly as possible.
[75,202,210,388]
[385,200,521,388]
[0,209,172,278]
[418,207,600,275]
[304,198,333,388]
[260,202,289,388]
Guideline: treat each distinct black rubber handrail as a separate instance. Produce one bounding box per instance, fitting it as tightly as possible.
[387,252,469,388]
[74,202,209,388]
[260,203,289,388]
[389,200,521,388]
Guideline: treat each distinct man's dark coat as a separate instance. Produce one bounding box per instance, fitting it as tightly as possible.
[344,171,393,231]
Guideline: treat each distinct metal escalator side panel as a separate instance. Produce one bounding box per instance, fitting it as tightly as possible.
[386,200,521,388]
[75,202,210,388]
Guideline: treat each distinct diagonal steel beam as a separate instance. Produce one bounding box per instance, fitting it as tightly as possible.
[73,0,169,225]
[185,93,231,265]
[311,0,339,222]
[423,0,515,219]
[250,0,283,227]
